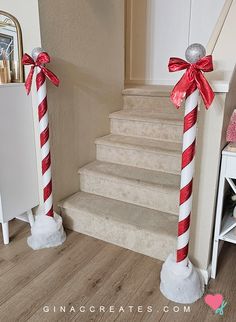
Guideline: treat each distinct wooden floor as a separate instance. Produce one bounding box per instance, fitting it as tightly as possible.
[0,220,235,322]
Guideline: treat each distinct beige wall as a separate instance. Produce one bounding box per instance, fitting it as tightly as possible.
[38,0,124,209]
[190,0,236,270]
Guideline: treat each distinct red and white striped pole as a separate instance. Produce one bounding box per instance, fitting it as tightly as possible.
[23,47,66,250]
[35,57,54,218]
[177,87,198,266]
[160,43,214,304]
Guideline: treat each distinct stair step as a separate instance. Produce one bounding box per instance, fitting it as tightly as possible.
[79,161,180,215]
[110,109,183,142]
[59,192,177,261]
[123,86,183,114]
[96,134,182,174]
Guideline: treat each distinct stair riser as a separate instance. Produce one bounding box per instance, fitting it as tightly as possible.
[96,144,181,174]
[111,118,183,142]
[123,95,182,114]
[61,207,175,261]
[80,173,179,215]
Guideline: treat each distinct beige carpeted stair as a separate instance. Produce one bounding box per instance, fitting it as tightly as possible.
[59,86,184,261]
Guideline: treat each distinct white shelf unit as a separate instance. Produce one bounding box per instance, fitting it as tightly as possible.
[211,143,236,278]
[0,83,39,244]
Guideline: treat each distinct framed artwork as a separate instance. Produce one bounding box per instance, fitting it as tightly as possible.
[0,33,14,60]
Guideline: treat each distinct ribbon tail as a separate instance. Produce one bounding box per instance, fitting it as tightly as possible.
[42,67,60,87]
[170,73,192,108]
[196,73,215,109]
[25,66,35,95]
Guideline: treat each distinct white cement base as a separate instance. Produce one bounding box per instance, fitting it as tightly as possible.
[160,253,204,304]
[27,213,66,250]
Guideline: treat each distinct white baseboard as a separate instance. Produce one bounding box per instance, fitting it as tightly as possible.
[197,264,212,285]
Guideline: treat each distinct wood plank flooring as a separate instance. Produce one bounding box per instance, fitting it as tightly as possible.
[0,219,235,322]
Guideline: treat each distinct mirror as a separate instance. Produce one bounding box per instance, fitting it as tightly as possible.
[0,11,24,83]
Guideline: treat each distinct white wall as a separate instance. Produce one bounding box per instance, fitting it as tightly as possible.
[126,0,226,84]
[0,1,41,54]
[0,0,43,212]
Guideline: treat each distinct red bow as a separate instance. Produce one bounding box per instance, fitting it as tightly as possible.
[22,52,60,95]
[168,55,214,109]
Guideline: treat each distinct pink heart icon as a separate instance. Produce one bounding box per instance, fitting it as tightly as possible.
[204,294,223,311]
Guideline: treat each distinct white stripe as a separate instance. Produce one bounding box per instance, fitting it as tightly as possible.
[182,124,197,152]
[44,193,53,215]
[39,113,49,134]
[179,195,193,222]
[177,228,190,250]
[41,142,50,160]
[185,89,199,115]
[38,82,47,101]
[180,158,195,189]
[42,167,52,188]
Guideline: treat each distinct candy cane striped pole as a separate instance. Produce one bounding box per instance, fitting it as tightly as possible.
[35,61,54,218]
[177,86,198,266]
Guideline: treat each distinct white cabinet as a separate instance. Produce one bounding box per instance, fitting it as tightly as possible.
[0,84,39,243]
[211,144,236,278]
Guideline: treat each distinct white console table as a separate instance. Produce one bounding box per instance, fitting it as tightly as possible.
[211,143,236,278]
[0,84,39,244]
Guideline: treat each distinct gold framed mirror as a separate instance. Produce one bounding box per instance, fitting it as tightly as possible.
[0,10,24,83]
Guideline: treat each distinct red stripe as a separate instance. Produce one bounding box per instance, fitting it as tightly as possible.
[186,83,197,98]
[178,215,190,236]
[182,140,196,169]
[177,244,188,262]
[40,126,49,148]
[38,97,47,122]
[180,180,192,205]
[184,107,198,132]
[46,206,54,217]
[36,70,46,91]
[42,153,51,175]
[44,180,52,201]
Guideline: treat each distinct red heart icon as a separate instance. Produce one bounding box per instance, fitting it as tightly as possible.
[204,294,223,311]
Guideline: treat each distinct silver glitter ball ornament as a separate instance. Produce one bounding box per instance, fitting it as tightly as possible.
[31,47,44,61]
[185,43,206,63]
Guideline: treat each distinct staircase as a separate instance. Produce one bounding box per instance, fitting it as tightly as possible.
[59,86,184,261]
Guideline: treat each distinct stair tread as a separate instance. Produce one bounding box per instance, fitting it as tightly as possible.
[95,134,182,155]
[123,85,172,97]
[60,191,178,236]
[79,160,180,188]
[110,109,183,124]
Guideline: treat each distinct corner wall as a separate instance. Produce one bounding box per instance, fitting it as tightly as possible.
[38,0,124,209]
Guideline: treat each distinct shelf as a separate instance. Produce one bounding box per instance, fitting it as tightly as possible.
[226,177,236,193]
[219,214,236,238]
[219,227,236,244]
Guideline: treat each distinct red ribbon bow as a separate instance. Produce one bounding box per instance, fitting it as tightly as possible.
[168,55,214,109]
[22,52,60,95]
